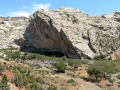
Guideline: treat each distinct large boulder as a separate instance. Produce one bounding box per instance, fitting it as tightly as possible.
[22,7,120,59]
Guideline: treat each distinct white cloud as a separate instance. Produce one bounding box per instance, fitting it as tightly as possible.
[0,15,3,17]
[10,11,30,18]
[9,2,51,17]
[33,2,51,11]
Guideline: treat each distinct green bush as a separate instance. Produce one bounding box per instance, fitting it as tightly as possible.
[67,79,75,83]
[6,51,20,60]
[47,86,58,90]
[54,62,66,73]
[62,56,66,61]
[26,82,43,90]
[21,53,41,61]
[94,54,106,60]
[87,61,115,81]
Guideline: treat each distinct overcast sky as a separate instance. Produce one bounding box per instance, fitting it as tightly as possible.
[0,0,120,18]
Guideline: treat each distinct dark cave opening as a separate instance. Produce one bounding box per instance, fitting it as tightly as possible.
[41,52,64,57]
[20,46,64,57]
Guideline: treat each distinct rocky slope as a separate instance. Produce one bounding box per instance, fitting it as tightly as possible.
[0,7,120,59]
[102,11,120,22]
[0,17,28,49]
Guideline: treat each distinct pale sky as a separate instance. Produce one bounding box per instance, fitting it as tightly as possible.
[0,0,120,17]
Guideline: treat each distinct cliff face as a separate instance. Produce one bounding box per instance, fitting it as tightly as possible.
[0,7,120,59]
[0,17,28,49]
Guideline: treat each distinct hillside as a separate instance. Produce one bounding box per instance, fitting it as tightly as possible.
[0,7,120,59]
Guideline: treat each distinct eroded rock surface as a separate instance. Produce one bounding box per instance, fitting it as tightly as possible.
[0,17,28,49]
[102,11,120,22]
[111,51,120,60]
[0,7,120,59]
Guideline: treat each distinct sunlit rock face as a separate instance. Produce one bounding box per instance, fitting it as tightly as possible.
[0,16,28,49]
[0,7,120,59]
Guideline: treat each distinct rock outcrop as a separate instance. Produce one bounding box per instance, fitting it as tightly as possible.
[111,51,120,60]
[0,17,28,49]
[21,7,120,59]
[0,7,120,59]
[0,16,28,21]
[102,11,120,22]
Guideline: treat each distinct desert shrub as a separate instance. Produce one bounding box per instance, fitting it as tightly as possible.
[94,54,105,60]
[0,74,10,90]
[12,73,24,88]
[5,51,20,60]
[47,86,58,90]
[54,62,66,73]
[22,53,41,61]
[62,56,66,61]
[67,79,75,83]
[26,82,43,90]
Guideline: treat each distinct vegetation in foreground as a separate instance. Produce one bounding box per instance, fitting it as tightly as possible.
[0,50,120,90]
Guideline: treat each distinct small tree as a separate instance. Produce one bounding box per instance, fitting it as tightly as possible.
[98,61,115,77]
[54,62,66,73]
[87,65,103,81]
[87,61,116,81]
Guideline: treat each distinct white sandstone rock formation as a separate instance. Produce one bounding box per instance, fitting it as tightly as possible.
[0,17,28,49]
[0,7,120,59]
[22,7,120,59]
